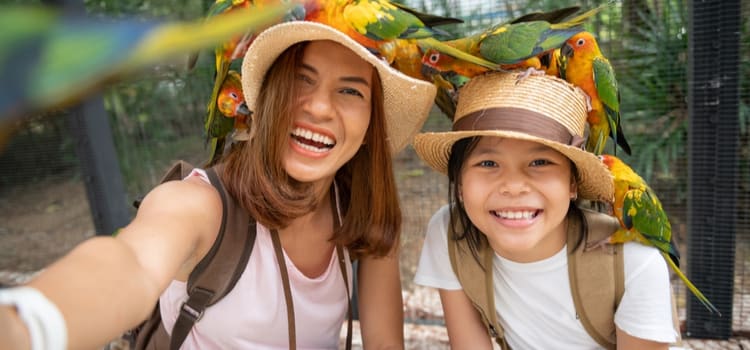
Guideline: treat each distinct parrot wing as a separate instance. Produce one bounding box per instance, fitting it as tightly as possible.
[0,3,294,124]
[593,56,631,155]
[510,6,581,24]
[343,0,437,41]
[390,2,463,27]
[478,21,582,65]
[622,187,675,258]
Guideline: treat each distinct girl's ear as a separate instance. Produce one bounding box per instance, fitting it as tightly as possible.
[570,177,578,201]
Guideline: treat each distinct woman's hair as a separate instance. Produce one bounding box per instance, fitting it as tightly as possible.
[446,136,582,264]
[221,41,400,258]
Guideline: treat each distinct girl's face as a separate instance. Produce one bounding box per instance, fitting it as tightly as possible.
[284,40,373,186]
[459,137,577,263]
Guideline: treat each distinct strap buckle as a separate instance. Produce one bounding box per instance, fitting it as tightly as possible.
[179,301,205,322]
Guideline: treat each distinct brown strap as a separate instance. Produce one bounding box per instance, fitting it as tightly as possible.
[567,208,620,350]
[170,167,256,350]
[271,229,297,350]
[331,186,353,350]
[446,210,508,349]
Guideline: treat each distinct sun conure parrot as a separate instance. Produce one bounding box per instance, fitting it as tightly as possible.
[303,0,496,70]
[202,0,306,164]
[560,31,632,156]
[418,5,595,81]
[207,70,251,166]
[0,3,295,150]
[598,154,721,316]
[424,4,607,76]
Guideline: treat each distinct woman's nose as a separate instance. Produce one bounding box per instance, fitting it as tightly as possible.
[303,88,334,119]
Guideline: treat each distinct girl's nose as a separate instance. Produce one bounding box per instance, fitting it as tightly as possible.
[497,171,530,197]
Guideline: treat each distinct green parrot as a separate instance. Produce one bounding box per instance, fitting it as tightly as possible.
[0,3,294,149]
[207,70,251,166]
[559,31,631,155]
[427,4,607,70]
[598,155,721,316]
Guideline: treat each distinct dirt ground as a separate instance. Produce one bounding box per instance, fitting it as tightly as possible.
[1,145,748,349]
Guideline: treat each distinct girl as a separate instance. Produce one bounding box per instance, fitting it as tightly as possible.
[412,71,678,349]
[0,21,436,349]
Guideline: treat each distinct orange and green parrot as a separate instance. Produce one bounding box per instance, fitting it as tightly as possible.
[0,3,295,150]
[207,70,251,166]
[426,5,606,73]
[201,0,304,163]
[598,155,721,316]
[304,0,495,70]
[560,31,631,155]
[418,5,594,80]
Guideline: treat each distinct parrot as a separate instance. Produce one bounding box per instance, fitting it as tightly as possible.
[201,0,306,164]
[207,70,251,166]
[0,2,296,149]
[597,154,721,316]
[418,5,595,80]
[426,4,607,72]
[304,0,496,70]
[559,31,632,156]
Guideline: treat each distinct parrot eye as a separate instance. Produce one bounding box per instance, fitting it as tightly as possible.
[229,92,239,100]
[429,53,440,64]
[576,38,586,46]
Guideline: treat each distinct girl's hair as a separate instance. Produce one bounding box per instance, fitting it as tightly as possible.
[446,136,582,264]
[447,137,485,263]
[221,41,400,258]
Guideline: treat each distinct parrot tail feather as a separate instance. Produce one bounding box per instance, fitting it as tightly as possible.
[662,252,721,317]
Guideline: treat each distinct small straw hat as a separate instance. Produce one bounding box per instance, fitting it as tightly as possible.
[413,71,614,202]
[241,21,437,154]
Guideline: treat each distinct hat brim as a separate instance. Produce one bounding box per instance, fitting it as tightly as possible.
[241,21,436,154]
[413,130,614,202]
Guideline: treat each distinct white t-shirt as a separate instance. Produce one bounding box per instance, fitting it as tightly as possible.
[415,205,679,349]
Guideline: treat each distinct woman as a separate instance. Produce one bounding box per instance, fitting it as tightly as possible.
[0,21,436,349]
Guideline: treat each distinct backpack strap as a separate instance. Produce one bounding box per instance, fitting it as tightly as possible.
[446,210,509,349]
[168,167,257,349]
[567,207,622,350]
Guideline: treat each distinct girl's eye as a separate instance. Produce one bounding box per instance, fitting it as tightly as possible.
[477,160,496,167]
[530,159,551,167]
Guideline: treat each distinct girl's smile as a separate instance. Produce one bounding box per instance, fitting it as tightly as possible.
[460,137,576,262]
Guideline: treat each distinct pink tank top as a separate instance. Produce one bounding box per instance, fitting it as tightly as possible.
[158,169,353,349]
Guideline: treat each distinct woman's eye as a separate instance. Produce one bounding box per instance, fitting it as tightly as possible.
[477,160,496,167]
[341,88,364,98]
[297,74,314,85]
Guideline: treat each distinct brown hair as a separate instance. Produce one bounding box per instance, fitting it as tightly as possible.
[220,41,401,258]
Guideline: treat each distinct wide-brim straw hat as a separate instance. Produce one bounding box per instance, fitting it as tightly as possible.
[413,72,614,202]
[240,21,437,154]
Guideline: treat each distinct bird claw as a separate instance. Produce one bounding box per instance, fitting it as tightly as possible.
[584,237,613,253]
[575,87,593,112]
[515,67,546,85]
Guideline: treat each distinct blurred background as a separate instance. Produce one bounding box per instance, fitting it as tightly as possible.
[0,0,748,347]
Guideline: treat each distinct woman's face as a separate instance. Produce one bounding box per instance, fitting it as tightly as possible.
[283,40,374,186]
[459,137,577,262]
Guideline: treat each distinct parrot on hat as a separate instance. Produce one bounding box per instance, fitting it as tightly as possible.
[420,4,606,80]
[206,70,251,166]
[0,2,296,150]
[559,31,632,156]
[200,0,307,166]
[595,155,721,316]
[304,0,496,70]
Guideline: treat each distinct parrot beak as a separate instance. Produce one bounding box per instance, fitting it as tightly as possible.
[236,102,251,116]
[561,43,574,58]
[421,64,440,81]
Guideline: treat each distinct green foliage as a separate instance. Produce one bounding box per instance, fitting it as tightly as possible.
[612,0,688,183]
